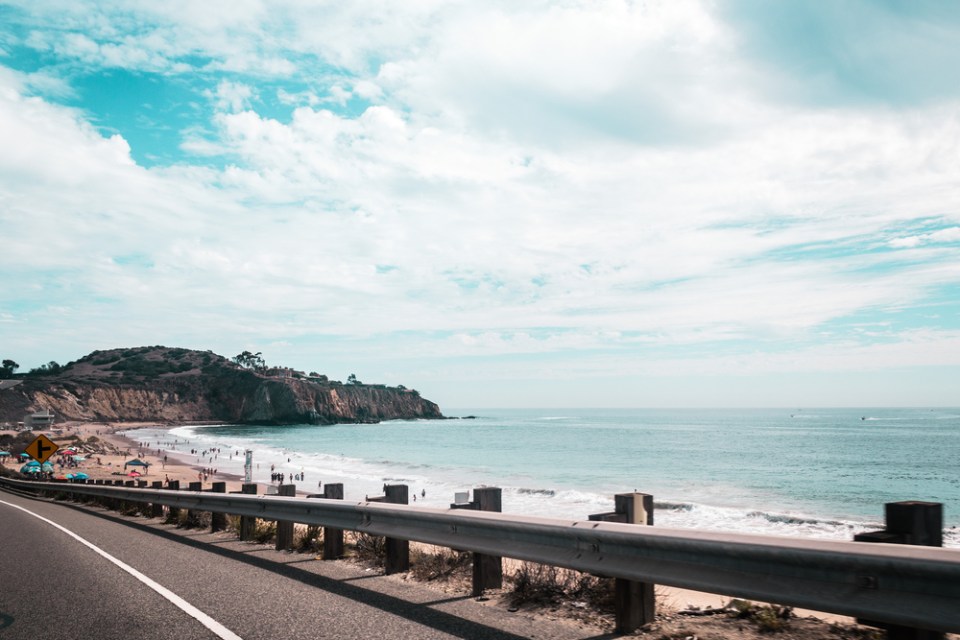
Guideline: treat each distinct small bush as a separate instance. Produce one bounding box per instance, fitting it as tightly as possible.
[508,562,614,611]
[253,519,277,544]
[182,510,210,529]
[225,515,241,535]
[295,524,323,553]
[410,547,472,582]
[727,599,792,633]
[351,532,386,566]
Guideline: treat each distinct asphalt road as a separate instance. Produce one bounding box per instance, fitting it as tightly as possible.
[0,490,608,640]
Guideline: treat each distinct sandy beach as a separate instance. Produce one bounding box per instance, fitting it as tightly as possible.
[0,420,854,625]
[0,421,254,493]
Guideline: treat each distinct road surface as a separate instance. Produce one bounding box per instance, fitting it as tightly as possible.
[0,489,605,640]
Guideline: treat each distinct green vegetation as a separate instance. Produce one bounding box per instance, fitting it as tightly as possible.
[727,599,793,633]
[0,359,18,379]
[108,356,193,377]
[24,360,63,376]
[232,350,266,372]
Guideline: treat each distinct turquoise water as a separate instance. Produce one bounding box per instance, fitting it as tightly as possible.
[127,407,960,545]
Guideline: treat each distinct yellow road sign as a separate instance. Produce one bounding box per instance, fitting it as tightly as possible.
[25,434,59,464]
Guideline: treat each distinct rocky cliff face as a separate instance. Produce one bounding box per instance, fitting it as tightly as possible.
[0,347,443,425]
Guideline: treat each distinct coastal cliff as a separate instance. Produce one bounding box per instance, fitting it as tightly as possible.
[0,347,443,425]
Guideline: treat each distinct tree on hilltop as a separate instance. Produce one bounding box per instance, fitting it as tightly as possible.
[0,359,18,379]
[347,373,362,385]
[233,351,267,373]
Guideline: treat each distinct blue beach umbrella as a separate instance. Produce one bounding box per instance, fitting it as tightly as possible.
[41,462,54,472]
[20,461,40,473]
[73,472,89,480]
[0,451,11,457]
[19,452,30,459]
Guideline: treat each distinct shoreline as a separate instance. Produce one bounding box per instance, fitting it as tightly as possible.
[2,420,857,625]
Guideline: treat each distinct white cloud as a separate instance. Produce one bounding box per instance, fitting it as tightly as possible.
[206,80,256,113]
[2,1,960,405]
[890,226,960,248]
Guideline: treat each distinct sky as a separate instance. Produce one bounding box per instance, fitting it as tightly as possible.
[1,0,959,410]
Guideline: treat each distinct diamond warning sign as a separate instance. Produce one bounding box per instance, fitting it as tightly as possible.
[25,434,59,464]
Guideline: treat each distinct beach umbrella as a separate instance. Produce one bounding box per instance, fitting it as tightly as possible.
[124,459,150,467]
[0,451,10,457]
[42,462,54,472]
[73,472,89,480]
[19,452,30,459]
[20,461,40,473]
[60,450,78,456]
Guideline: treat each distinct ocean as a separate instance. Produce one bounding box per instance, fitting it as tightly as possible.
[124,407,960,547]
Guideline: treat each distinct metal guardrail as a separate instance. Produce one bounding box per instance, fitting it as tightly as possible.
[3,477,959,632]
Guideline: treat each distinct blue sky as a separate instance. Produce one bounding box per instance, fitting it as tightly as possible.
[1,0,959,409]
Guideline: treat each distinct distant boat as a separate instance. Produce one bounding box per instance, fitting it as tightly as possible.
[861,416,866,421]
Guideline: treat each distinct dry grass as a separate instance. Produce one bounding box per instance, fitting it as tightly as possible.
[409,546,472,583]
[507,561,615,612]
[350,531,386,566]
[294,524,323,553]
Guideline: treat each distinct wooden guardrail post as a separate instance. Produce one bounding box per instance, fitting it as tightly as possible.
[590,492,655,633]
[185,481,204,527]
[472,487,503,594]
[210,482,227,532]
[238,483,258,541]
[384,484,410,574]
[855,501,944,640]
[451,487,503,595]
[322,483,344,559]
[113,480,126,511]
[150,481,164,518]
[166,480,181,522]
[275,483,296,550]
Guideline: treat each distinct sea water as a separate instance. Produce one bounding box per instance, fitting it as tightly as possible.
[124,407,960,547]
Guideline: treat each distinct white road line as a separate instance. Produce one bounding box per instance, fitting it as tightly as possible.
[1,499,243,640]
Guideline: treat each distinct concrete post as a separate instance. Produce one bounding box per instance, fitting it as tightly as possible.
[384,484,410,574]
[238,483,258,541]
[323,483,345,559]
[275,483,296,550]
[210,482,227,532]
